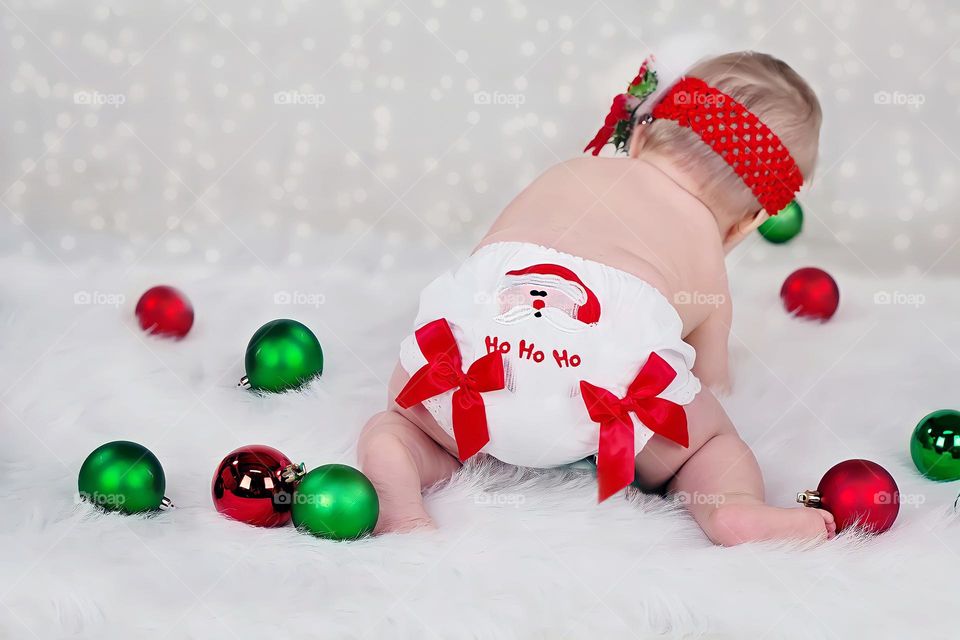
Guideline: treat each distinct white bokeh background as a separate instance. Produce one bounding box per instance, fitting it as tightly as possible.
[2,0,959,274]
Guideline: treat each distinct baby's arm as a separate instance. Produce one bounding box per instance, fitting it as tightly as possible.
[635,386,835,544]
[684,299,732,392]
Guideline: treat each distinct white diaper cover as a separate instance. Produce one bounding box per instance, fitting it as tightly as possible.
[397,241,702,477]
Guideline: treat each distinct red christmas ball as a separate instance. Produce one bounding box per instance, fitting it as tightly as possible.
[135,285,194,338]
[211,445,301,527]
[780,267,839,321]
[798,459,900,534]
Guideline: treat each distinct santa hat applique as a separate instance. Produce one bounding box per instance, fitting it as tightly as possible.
[499,263,602,324]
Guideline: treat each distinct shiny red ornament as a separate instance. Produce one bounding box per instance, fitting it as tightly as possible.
[797,459,900,534]
[135,285,195,338]
[211,445,302,527]
[780,267,839,321]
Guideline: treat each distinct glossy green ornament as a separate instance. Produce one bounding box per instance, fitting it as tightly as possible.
[911,409,960,481]
[78,441,169,513]
[758,200,804,244]
[291,464,379,540]
[239,319,323,393]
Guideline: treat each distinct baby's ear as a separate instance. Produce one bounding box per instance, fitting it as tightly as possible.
[626,122,648,159]
[722,209,768,254]
[744,208,770,231]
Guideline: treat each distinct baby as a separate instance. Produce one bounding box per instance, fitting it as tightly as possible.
[358,51,835,545]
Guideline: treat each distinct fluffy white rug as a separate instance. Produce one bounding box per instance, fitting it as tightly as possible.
[2,242,959,640]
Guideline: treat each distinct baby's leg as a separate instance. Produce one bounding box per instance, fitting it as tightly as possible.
[358,409,460,533]
[640,389,835,545]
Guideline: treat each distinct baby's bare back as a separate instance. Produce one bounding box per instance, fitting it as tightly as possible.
[478,157,729,337]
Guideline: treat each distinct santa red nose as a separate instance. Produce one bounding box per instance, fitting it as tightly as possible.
[532,299,546,310]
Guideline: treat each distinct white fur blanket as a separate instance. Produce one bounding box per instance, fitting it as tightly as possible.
[1,247,958,639]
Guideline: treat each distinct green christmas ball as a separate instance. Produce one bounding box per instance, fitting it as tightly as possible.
[78,441,167,513]
[291,464,379,540]
[758,200,804,244]
[240,319,323,393]
[911,409,960,481]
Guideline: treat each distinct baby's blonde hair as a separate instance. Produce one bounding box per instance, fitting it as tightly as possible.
[640,51,821,218]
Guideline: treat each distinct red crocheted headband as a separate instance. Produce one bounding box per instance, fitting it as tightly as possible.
[651,77,802,214]
[584,61,803,214]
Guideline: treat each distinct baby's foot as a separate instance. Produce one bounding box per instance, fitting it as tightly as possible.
[707,503,836,545]
[374,507,436,534]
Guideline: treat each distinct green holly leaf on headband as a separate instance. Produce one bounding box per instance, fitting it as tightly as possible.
[627,69,658,101]
[611,119,632,152]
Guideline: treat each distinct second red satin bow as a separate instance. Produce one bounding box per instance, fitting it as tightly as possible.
[580,352,689,502]
[395,318,505,461]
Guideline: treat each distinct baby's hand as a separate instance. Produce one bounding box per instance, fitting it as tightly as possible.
[809,507,837,540]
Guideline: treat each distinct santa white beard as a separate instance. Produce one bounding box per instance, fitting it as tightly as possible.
[493,304,591,333]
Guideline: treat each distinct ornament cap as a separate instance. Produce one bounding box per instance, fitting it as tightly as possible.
[281,462,306,484]
[160,496,174,510]
[796,489,821,506]
[239,375,251,390]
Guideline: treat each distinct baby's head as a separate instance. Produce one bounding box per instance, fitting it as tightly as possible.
[631,52,821,242]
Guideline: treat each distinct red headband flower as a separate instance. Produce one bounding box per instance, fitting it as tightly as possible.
[583,57,658,156]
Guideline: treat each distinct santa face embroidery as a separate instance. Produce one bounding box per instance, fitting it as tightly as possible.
[493,263,602,333]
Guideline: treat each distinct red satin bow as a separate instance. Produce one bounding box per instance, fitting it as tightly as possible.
[580,352,689,502]
[395,318,505,461]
